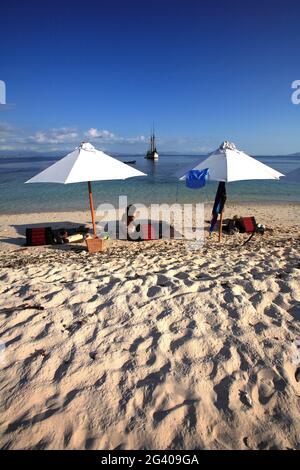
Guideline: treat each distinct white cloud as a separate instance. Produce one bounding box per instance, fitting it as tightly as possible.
[0,123,81,151]
[124,135,146,144]
[0,122,214,154]
[0,122,15,136]
[28,127,79,144]
[0,122,30,149]
[0,122,148,152]
[85,127,146,144]
[86,128,116,140]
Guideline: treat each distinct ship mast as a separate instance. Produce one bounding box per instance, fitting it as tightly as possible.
[152,121,155,152]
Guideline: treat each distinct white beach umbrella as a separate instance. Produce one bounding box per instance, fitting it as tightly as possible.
[26,142,146,237]
[178,141,284,241]
[179,141,284,182]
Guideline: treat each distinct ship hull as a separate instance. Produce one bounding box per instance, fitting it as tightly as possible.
[145,151,159,160]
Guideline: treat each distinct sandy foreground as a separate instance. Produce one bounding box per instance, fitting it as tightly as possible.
[0,203,300,450]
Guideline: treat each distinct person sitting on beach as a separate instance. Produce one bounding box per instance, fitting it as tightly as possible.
[102,204,177,241]
[102,204,139,240]
[124,204,139,240]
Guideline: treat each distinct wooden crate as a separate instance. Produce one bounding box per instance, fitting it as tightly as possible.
[86,237,107,253]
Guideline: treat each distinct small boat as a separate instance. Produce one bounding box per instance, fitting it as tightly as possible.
[145,127,159,160]
[124,160,136,165]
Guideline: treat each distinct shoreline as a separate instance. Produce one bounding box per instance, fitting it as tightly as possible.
[0,200,300,217]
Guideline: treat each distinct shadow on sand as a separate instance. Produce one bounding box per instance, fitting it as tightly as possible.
[0,221,91,248]
[0,217,209,249]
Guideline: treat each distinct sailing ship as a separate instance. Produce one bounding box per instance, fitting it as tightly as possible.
[145,128,159,160]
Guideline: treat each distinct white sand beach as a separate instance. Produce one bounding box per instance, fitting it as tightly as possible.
[0,203,300,450]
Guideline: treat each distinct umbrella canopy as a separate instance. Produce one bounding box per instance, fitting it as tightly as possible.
[25,142,146,240]
[179,141,284,182]
[25,142,146,184]
[178,141,284,242]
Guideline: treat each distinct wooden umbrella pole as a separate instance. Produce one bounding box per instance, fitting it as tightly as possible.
[88,181,97,238]
[218,209,224,243]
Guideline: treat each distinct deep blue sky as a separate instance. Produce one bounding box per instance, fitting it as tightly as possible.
[1,0,300,154]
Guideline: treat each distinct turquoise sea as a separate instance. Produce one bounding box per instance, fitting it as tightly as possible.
[0,153,299,214]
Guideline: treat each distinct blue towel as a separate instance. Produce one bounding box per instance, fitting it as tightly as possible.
[210,182,227,233]
[185,168,209,189]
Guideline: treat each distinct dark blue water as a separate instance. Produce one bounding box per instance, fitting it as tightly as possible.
[0,153,299,213]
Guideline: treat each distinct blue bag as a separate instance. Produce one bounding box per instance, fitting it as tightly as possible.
[185,168,209,189]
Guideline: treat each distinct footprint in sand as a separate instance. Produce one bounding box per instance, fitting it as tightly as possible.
[251,368,286,406]
[228,375,253,412]
[283,361,300,396]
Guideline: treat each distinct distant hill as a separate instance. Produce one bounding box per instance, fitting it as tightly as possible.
[0,149,207,158]
[0,148,299,158]
[0,150,61,158]
[284,167,300,181]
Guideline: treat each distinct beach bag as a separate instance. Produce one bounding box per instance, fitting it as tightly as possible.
[140,224,156,240]
[222,217,265,244]
[236,217,257,233]
[26,227,53,246]
[236,217,265,245]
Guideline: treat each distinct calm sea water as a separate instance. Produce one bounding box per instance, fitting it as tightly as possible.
[0,153,299,214]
